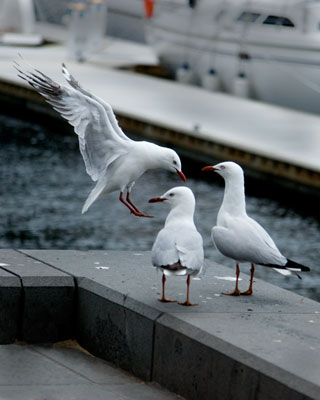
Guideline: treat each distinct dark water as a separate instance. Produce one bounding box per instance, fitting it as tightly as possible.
[1,114,319,302]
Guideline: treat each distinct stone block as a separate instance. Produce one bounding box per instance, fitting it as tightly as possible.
[0,250,75,342]
[153,313,319,400]
[77,278,161,381]
[0,268,21,343]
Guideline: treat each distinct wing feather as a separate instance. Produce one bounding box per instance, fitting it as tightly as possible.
[152,224,204,273]
[152,228,179,267]
[212,216,286,266]
[61,63,132,142]
[15,61,129,182]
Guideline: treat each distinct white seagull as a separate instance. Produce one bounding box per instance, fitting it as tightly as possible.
[15,61,186,218]
[202,161,310,296]
[149,186,204,306]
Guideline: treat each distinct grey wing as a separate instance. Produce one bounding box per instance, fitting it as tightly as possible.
[15,62,129,182]
[152,228,180,267]
[176,229,204,272]
[152,226,204,272]
[212,217,286,266]
[62,63,132,143]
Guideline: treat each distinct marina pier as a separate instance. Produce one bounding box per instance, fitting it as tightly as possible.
[1,39,320,191]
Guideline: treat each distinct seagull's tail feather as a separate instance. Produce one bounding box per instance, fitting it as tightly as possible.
[82,179,107,214]
[271,259,310,279]
[272,268,294,277]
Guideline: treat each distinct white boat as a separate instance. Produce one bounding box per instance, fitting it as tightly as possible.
[145,0,320,114]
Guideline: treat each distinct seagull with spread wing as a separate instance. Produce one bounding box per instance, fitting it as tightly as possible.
[15,61,186,217]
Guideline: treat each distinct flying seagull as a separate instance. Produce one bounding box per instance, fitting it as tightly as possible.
[15,61,186,217]
[149,186,204,306]
[202,161,310,296]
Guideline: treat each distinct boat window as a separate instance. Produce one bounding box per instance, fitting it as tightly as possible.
[237,11,261,23]
[263,15,295,27]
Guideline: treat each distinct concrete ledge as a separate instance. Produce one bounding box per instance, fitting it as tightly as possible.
[20,250,164,380]
[2,249,319,400]
[0,268,21,343]
[0,250,75,342]
[77,279,161,380]
[154,314,319,400]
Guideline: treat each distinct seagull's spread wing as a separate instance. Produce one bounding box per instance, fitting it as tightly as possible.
[152,224,204,272]
[212,215,286,266]
[15,62,130,182]
[61,64,131,143]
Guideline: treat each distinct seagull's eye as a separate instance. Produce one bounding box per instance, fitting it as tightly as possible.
[169,193,175,197]
[220,165,226,170]
[173,160,177,165]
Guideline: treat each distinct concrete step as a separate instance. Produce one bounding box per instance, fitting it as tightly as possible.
[0,341,181,400]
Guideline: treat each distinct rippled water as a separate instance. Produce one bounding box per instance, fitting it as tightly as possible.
[1,113,319,302]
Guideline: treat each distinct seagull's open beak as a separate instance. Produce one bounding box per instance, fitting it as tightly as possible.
[202,166,217,172]
[176,169,186,182]
[148,196,166,203]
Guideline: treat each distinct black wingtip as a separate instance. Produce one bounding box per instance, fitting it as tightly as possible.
[286,259,310,272]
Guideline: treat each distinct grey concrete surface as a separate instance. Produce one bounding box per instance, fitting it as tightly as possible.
[0,341,183,400]
[0,269,21,344]
[0,250,75,342]
[18,249,165,380]
[154,314,320,400]
[21,249,320,314]
[77,281,160,381]
[18,249,320,400]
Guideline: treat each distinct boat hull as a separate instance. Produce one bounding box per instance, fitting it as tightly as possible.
[145,1,320,114]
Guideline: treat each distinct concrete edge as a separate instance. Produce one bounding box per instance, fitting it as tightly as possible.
[0,268,22,343]
[0,250,76,343]
[153,313,319,400]
[0,249,319,400]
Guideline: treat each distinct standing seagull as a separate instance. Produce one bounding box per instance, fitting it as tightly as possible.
[149,186,204,306]
[15,61,186,217]
[202,161,310,296]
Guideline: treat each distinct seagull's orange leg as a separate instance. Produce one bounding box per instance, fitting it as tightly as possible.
[119,192,153,218]
[159,274,176,303]
[179,275,198,306]
[126,192,153,218]
[223,263,241,296]
[241,264,255,295]
[126,192,141,213]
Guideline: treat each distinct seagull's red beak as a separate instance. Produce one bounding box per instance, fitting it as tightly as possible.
[148,196,166,203]
[176,169,186,182]
[202,166,216,172]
